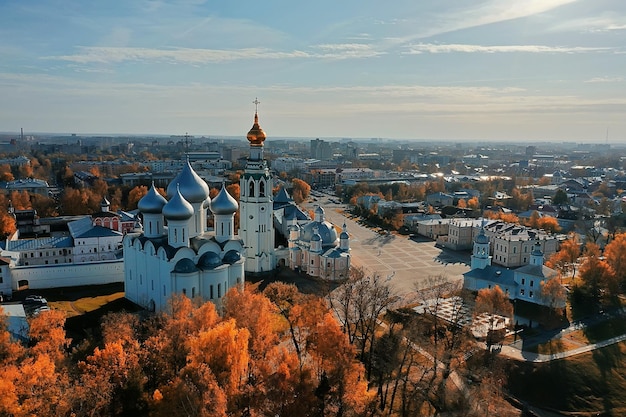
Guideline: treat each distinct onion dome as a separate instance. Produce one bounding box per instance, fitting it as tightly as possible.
[223,250,242,264]
[210,185,238,215]
[198,251,222,269]
[531,242,543,256]
[311,232,322,242]
[301,220,338,246]
[166,159,210,203]
[340,223,349,240]
[100,196,110,207]
[246,112,266,146]
[173,258,198,273]
[138,183,168,214]
[475,228,489,244]
[163,186,194,220]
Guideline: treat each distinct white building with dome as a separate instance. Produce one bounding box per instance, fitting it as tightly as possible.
[463,221,563,307]
[286,205,351,280]
[123,158,244,312]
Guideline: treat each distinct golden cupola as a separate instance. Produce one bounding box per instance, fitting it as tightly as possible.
[247,111,266,146]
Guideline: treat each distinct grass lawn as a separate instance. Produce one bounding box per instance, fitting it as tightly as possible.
[508,341,626,416]
[526,318,626,355]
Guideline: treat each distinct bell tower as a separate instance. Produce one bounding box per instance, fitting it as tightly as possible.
[238,99,275,273]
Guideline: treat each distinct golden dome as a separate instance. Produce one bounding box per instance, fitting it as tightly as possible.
[247,111,266,146]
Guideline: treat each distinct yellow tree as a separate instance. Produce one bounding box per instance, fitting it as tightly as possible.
[0,164,14,181]
[467,196,480,209]
[127,185,148,210]
[291,178,311,205]
[578,243,617,305]
[187,319,250,404]
[604,232,626,288]
[474,285,513,350]
[535,216,561,233]
[546,234,580,279]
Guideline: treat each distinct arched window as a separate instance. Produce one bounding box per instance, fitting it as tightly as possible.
[249,181,255,197]
[259,180,265,197]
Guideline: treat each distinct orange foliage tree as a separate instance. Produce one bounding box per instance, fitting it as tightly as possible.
[291,178,311,205]
[0,284,378,416]
[604,232,626,288]
[578,242,618,304]
[546,234,580,279]
[467,196,480,209]
[126,185,148,210]
[484,210,519,224]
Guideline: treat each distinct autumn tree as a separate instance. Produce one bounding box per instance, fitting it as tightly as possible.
[60,187,102,215]
[291,178,311,205]
[541,277,567,313]
[126,185,148,210]
[603,232,626,288]
[535,216,561,233]
[577,242,617,306]
[474,285,513,350]
[467,196,480,209]
[484,210,519,224]
[0,164,14,181]
[546,233,580,279]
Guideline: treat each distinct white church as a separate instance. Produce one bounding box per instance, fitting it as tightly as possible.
[463,221,563,307]
[124,106,350,311]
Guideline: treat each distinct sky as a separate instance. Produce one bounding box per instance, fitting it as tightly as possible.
[1,0,626,142]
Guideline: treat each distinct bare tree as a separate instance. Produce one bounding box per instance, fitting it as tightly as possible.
[328,266,397,380]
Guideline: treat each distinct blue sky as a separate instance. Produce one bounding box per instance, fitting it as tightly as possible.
[1,0,625,142]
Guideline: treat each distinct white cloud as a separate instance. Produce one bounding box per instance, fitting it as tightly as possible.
[45,43,385,65]
[46,46,311,64]
[404,43,612,54]
[585,76,624,83]
[401,0,579,40]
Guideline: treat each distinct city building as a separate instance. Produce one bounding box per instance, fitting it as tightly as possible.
[463,225,562,308]
[0,205,127,295]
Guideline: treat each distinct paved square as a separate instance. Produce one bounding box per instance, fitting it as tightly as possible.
[321,208,471,295]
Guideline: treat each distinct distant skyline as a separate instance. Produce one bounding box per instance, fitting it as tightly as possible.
[1,0,626,143]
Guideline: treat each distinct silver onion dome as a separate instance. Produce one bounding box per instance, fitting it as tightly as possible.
[162,186,194,220]
[138,183,168,214]
[210,185,238,215]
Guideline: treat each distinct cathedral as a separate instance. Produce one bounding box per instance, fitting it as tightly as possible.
[124,106,350,312]
[124,158,244,312]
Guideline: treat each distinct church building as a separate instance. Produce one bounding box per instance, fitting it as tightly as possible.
[123,159,244,312]
[463,221,563,307]
[124,104,351,312]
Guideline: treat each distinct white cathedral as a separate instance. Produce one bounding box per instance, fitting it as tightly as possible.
[124,107,350,311]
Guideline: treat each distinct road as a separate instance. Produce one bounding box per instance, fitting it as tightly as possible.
[307,193,470,296]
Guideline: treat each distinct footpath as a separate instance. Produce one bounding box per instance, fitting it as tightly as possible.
[497,310,626,363]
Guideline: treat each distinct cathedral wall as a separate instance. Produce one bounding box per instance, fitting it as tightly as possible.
[11,260,124,290]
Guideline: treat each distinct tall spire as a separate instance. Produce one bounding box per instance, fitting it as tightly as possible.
[247,98,267,146]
